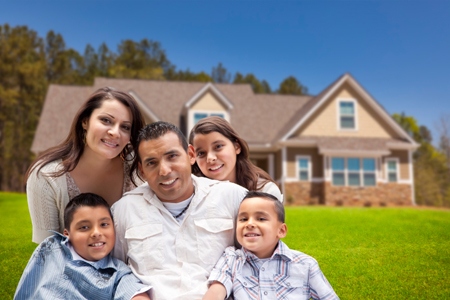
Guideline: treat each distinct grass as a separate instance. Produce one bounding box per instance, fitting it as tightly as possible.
[1,192,449,299]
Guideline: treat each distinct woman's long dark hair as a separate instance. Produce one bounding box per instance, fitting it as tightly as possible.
[25,87,145,184]
[188,116,275,191]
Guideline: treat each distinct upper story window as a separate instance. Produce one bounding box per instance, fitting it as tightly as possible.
[193,112,225,125]
[296,156,311,181]
[331,157,376,187]
[386,158,399,182]
[339,100,356,129]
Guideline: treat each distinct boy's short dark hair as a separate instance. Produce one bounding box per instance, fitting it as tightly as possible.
[242,191,285,223]
[64,193,112,230]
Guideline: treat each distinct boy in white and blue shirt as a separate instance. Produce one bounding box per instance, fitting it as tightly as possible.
[15,193,151,300]
[203,191,339,300]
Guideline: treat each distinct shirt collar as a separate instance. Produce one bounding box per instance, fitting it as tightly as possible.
[243,240,293,263]
[51,231,117,271]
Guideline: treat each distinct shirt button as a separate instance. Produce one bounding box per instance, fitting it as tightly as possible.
[264,291,268,295]
[261,267,265,271]
[243,282,247,286]
[287,282,291,287]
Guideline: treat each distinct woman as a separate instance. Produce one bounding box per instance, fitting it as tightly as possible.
[188,116,283,201]
[26,87,145,243]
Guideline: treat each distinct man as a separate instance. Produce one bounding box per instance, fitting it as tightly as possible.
[112,121,248,300]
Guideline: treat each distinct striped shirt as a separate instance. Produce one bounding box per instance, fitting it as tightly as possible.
[14,233,150,300]
[208,241,339,300]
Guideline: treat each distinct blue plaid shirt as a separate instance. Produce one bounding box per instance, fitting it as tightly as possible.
[14,232,150,300]
[208,241,339,300]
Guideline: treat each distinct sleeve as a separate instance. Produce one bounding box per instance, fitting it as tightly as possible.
[207,247,236,299]
[111,202,129,263]
[14,246,42,299]
[113,260,152,300]
[26,164,65,244]
[259,181,284,203]
[308,259,339,300]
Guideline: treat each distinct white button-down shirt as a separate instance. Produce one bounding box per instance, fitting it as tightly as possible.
[112,175,247,300]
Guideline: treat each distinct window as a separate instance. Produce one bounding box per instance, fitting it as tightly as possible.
[386,159,398,182]
[193,112,225,125]
[297,157,311,181]
[363,158,376,186]
[331,157,376,187]
[331,158,345,186]
[339,101,355,129]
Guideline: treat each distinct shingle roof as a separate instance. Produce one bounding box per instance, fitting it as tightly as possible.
[290,136,412,154]
[92,78,313,143]
[31,85,93,154]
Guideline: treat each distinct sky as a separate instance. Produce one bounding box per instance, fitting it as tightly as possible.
[1,0,449,142]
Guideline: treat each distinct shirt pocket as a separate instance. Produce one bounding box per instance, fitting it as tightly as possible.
[194,218,234,265]
[125,224,164,271]
[274,274,307,300]
[233,274,259,300]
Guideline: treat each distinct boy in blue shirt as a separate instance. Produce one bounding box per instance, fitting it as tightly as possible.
[15,193,151,300]
[203,191,339,300]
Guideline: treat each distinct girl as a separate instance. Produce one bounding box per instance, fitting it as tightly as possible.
[188,116,282,201]
[25,87,145,243]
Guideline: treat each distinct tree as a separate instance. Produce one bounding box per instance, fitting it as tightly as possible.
[278,76,307,95]
[0,24,47,191]
[233,72,271,94]
[109,39,171,80]
[211,62,231,83]
[393,113,450,207]
[165,67,213,82]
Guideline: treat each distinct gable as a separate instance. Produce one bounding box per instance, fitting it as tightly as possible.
[190,91,227,111]
[295,82,401,139]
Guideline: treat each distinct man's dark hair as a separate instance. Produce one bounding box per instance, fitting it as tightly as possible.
[131,121,189,181]
[64,193,112,230]
[242,191,285,222]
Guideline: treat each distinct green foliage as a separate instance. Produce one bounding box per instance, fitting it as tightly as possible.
[0,24,47,191]
[211,62,231,83]
[233,72,272,94]
[392,113,450,207]
[278,75,307,95]
[2,193,449,299]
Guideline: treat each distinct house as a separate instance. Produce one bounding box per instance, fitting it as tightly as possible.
[32,73,419,206]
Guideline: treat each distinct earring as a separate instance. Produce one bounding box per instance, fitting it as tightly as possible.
[83,130,87,145]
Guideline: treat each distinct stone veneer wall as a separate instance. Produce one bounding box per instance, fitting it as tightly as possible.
[284,182,324,205]
[285,182,412,206]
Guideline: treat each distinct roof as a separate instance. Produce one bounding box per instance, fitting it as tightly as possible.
[286,136,414,156]
[31,85,93,154]
[31,74,418,154]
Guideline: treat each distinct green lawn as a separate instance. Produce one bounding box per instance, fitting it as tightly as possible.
[1,192,450,299]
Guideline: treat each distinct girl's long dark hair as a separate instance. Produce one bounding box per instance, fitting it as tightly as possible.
[25,87,145,185]
[188,116,275,191]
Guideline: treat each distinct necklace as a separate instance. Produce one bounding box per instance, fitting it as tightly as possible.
[174,201,190,219]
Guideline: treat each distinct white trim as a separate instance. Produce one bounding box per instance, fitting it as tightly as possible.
[319,149,391,157]
[295,155,311,181]
[409,150,416,205]
[128,91,160,122]
[385,157,400,183]
[280,73,418,148]
[187,110,230,135]
[330,156,377,187]
[281,74,347,141]
[184,83,234,109]
[285,177,325,183]
[337,98,358,131]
